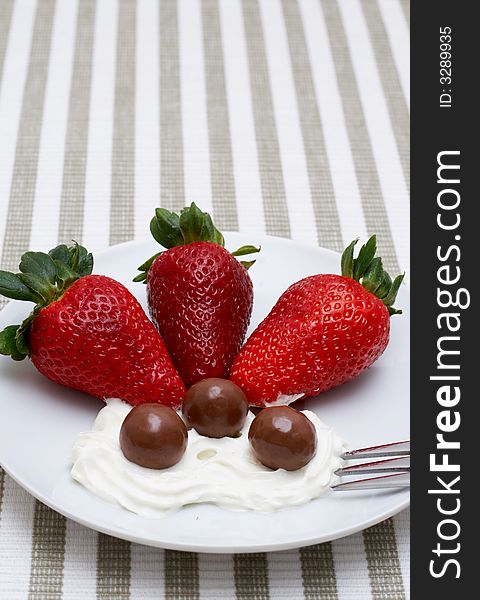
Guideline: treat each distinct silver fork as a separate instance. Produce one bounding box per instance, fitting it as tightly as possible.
[332,440,410,491]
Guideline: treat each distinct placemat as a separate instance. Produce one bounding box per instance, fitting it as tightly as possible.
[0,0,410,598]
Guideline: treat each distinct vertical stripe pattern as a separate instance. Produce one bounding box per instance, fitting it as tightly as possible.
[320,0,400,273]
[201,0,238,231]
[28,502,66,599]
[393,508,410,599]
[361,0,409,191]
[0,1,13,86]
[62,521,97,599]
[234,553,269,600]
[110,0,136,245]
[0,478,35,599]
[300,544,338,599]
[164,551,199,599]
[0,1,409,598]
[178,0,213,214]
[159,0,184,211]
[363,519,406,599]
[281,0,342,251]
[97,535,131,599]
[1,0,55,269]
[58,0,96,243]
[134,0,160,239]
[331,532,372,598]
[241,0,290,238]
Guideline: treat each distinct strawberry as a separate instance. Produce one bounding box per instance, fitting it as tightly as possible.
[135,203,259,387]
[0,243,185,407]
[230,236,404,407]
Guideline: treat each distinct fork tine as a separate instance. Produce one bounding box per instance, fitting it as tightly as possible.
[332,471,410,491]
[335,456,410,476]
[341,440,410,460]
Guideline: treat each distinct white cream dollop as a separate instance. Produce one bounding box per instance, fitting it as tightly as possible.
[71,398,346,518]
[269,392,305,406]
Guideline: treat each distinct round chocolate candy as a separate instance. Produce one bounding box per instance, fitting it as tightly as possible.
[120,404,187,469]
[182,378,249,438]
[248,406,317,471]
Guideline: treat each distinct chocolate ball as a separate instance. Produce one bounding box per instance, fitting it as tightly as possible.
[248,406,317,471]
[120,404,187,469]
[182,378,249,438]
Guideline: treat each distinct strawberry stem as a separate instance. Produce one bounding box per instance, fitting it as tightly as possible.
[0,242,93,360]
[341,235,404,315]
[135,203,260,282]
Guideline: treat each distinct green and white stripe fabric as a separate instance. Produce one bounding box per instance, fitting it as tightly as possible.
[0,0,410,597]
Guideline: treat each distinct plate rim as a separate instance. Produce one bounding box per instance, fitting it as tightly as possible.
[0,456,410,552]
[0,234,410,553]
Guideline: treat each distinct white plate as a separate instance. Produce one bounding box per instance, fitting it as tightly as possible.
[0,234,409,553]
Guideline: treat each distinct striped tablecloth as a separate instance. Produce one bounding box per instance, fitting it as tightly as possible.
[0,0,410,598]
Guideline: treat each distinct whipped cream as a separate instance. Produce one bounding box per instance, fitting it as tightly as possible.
[71,398,346,518]
[269,392,305,406]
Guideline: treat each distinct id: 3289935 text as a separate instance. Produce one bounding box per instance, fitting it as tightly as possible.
[439,26,452,108]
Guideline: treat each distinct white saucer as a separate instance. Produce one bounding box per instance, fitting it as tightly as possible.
[0,234,409,552]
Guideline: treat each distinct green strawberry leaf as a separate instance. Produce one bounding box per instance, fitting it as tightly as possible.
[0,325,27,361]
[340,235,404,316]
[15,329,30,356]
[19,251,57,285]
[375,271,392,300]
[383,273,405,307]
[15,309,38,356]
[134,252,163,282]
[0,325,18,354]
[137,252,162,273]
[201,213,225,246]
[136,202,258,280]
[74,244,94,277]
[179,203,225,246]
[0,270,43,302]
[16,272,55,304]
[240,260,256,270]
[353,235,377,281]
[362,257,384,294]
[53,260,78,286]
[150,209,183,249]
[50,242,93,279]
[48,244,71,265]
[179,203,205,243]
[132,271,148,283]
[0,242,94,363]
[231,245,261,257]
[340,238,358,279]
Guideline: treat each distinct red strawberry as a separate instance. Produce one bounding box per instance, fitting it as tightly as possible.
[230,236,404,407]
[135,203,259,387]
[0,243,185,407]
